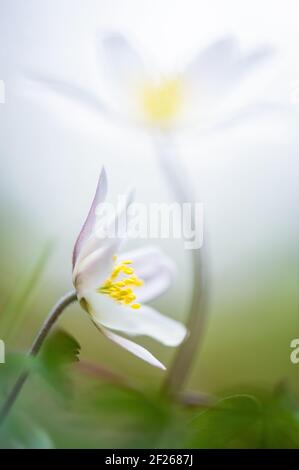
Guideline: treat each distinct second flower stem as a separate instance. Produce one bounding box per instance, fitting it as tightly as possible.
[153,132,208,395]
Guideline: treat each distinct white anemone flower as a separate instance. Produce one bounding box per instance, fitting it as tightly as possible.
[33,33,274,133]
[97,33,274,131]
[72,168,187,370]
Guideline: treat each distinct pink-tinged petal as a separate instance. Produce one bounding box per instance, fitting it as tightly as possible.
[86,293,187,347]
[73,186,136,295]
[99,325,166,370]
[74,186,135,269]
[118,246,176,303]
[72,168,107,269]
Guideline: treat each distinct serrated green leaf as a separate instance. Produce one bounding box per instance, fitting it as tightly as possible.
[40,329,80,368]
[38,329,80,395]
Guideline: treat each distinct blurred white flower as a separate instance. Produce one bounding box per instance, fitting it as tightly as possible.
[32,33,274,132]
[72,168,187,370]
[97,33,273,130]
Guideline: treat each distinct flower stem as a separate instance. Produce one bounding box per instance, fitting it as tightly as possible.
[153,132,209,395]
[0,290,77,425]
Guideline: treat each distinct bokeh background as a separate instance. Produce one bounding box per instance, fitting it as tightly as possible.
[0,0,299,448]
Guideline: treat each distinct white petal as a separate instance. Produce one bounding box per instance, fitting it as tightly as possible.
[72,168,107,268]
[97,32,147,121]
[99,32,146,91]
[73,187,135,294]
[86,293,187,347]
[76,187,135,266]
[184,37,238,85]
[26,75,120,129]
[73,240,119,296]
[183,37,274,125]
[118,246,176,303]
[100,326,166,370]
[205,101,281,134]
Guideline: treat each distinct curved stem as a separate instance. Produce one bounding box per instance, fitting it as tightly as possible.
[0,290,77,425]
[153,132,208,395]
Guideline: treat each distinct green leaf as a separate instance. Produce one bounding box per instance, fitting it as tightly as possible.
[74,383,176,448]
[40,329,80,367]
[187,394,262,448]
[38,329,80,394]
[187,390,299,449]
[260,387,299,448]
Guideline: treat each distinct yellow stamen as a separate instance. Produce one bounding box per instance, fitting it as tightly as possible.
[97,256,144,310]
[123,267,134,275]
[140,78,182,126]
[131,303,141,310]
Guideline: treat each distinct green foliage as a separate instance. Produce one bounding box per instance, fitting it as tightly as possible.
[0,330,80,399]
[186,389,299,449]
[38,329,81,394]
[39,329,81,370]
[258,387,299,448]
[77,383,182,448]
[0,330,80,448]
[186,394,262,448]
[1,330,299,449]
[0,414,54,449]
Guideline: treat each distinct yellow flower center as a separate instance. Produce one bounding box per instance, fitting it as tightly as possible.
[140,78,182,126]
[98,256,143,310]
